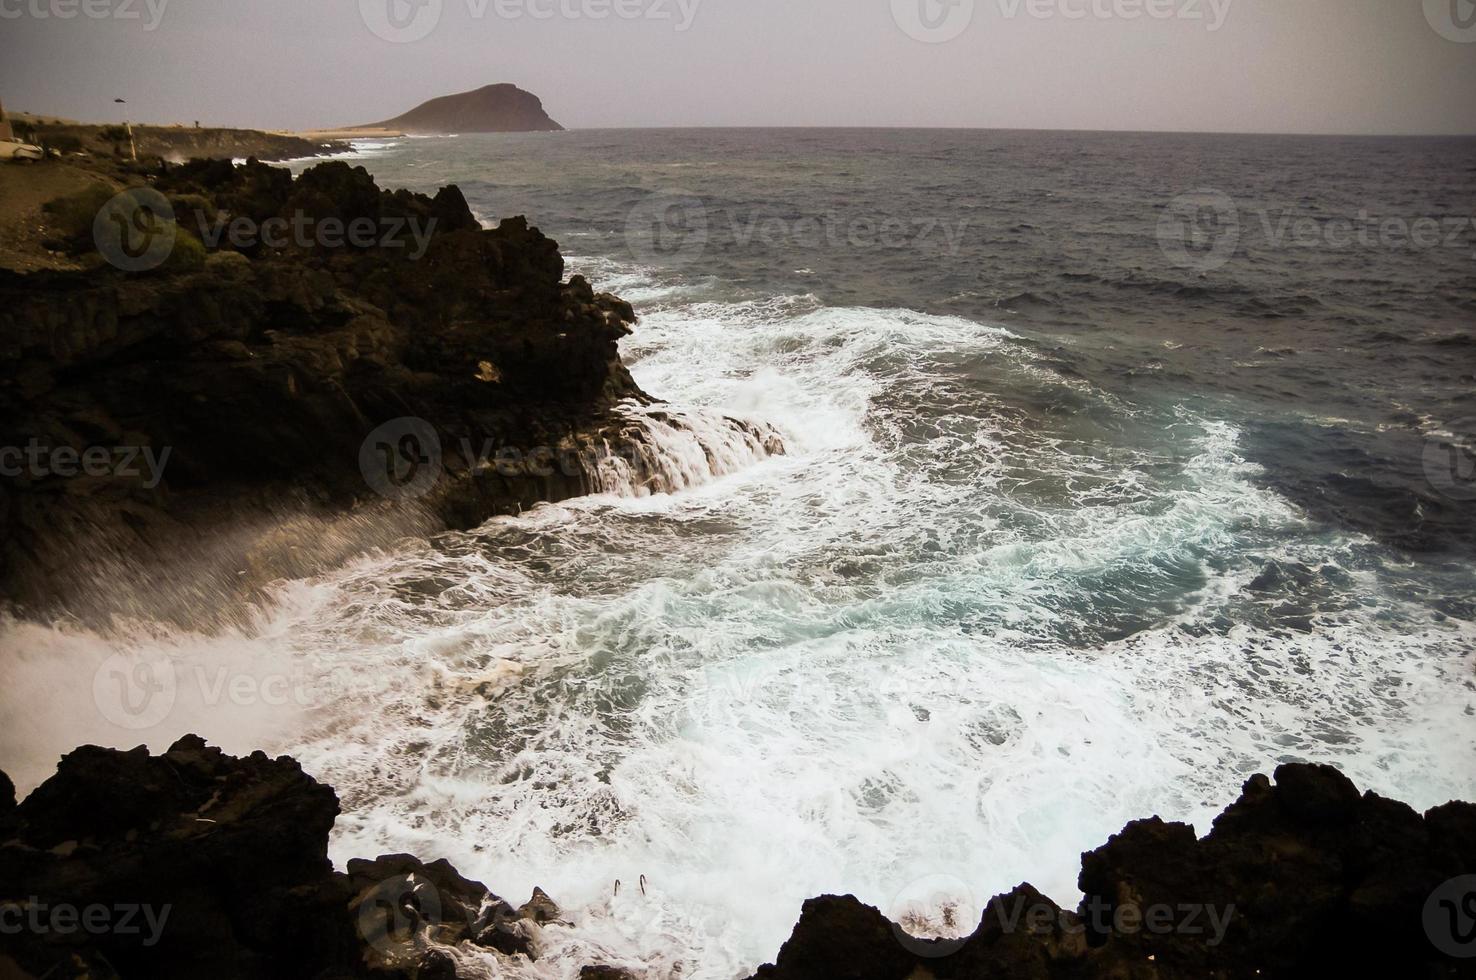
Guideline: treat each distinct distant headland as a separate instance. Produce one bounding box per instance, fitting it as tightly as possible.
[358,83,564,135]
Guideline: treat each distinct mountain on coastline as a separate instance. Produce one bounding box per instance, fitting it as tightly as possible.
[364,83,563,134]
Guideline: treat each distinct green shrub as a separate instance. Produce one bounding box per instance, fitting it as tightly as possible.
[161,227,207,274]
[44,184,206,273]
[42,184,117,253]
[99,125,129,143]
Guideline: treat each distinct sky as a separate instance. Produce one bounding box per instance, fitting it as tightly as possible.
[1,0,1475,134]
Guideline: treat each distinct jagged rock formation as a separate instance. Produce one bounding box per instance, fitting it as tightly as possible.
[750,764,1476,979]
[0,737,575,979]
[0,158,780,621]
[3,748,1471,979]
[364,84,563,134]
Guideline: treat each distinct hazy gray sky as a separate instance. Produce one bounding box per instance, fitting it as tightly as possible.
[2,0,1474,134]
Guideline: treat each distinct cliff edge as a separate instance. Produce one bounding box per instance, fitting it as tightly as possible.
[0,157,779,622]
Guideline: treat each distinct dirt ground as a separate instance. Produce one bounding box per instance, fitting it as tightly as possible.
[0,159,117,272]
[0,117,350,274]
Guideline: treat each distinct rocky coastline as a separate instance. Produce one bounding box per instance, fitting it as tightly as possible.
[0,156,780,621]
[16,120,345,164]
[2,739,1472,978]
[3,154,1473,978]
[0,737,570,979]
[753,767,1476,978]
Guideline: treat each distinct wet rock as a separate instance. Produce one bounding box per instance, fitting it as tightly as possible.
[517,886,562,925]
[750,764,1476,979]
[580,966,641,980]
[0,158,784,622]
[0,736,349,978]
[5,746,1473,980]
[0,737,554,979]
[751,895,917,980]
[346,853,536,965]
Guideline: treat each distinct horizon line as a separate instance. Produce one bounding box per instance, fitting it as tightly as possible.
[554,124,1476,138]
[15,111,1476,140]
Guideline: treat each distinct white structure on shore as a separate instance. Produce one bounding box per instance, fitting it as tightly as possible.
[0,98,44,160]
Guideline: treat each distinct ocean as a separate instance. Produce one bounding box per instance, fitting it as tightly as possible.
[4,129,1475,977]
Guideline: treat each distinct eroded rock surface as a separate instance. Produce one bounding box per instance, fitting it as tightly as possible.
[0,737,561,979]
[752,764,1476,979]
[5,749,1472,979]
[0,158,779,620]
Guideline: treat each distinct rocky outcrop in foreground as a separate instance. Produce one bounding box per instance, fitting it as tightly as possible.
[0,737,576,979]
[0,157,779,620]
[3,743,1472,979]
[752,764,1476,979]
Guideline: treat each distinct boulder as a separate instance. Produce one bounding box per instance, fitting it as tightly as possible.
[0,737,553,979]
[750,764,1476,978]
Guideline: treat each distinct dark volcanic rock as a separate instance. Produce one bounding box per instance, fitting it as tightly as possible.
[752,764,1476,979]
[366,83,563,134]
[753,896,920,979]
[0,737,551,979]
[345,853,539,969]
[579,968,640,980]
[3,749,1474,980]
[0,157,778,621]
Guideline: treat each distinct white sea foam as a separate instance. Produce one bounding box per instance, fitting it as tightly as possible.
[584,403,782,499]
[1,259,1472,979]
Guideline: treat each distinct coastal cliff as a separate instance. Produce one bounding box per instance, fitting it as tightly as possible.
[2,741,1471,978]
[0,157,779,621]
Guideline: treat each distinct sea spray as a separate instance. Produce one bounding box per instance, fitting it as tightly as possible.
[584,403,785,497]
[6,130,1474,978]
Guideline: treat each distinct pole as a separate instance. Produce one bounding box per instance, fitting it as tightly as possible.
[114,98,136,161]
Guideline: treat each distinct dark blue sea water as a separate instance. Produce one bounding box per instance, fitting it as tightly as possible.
[366,128,1476,559]
[6,129,1474,978]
